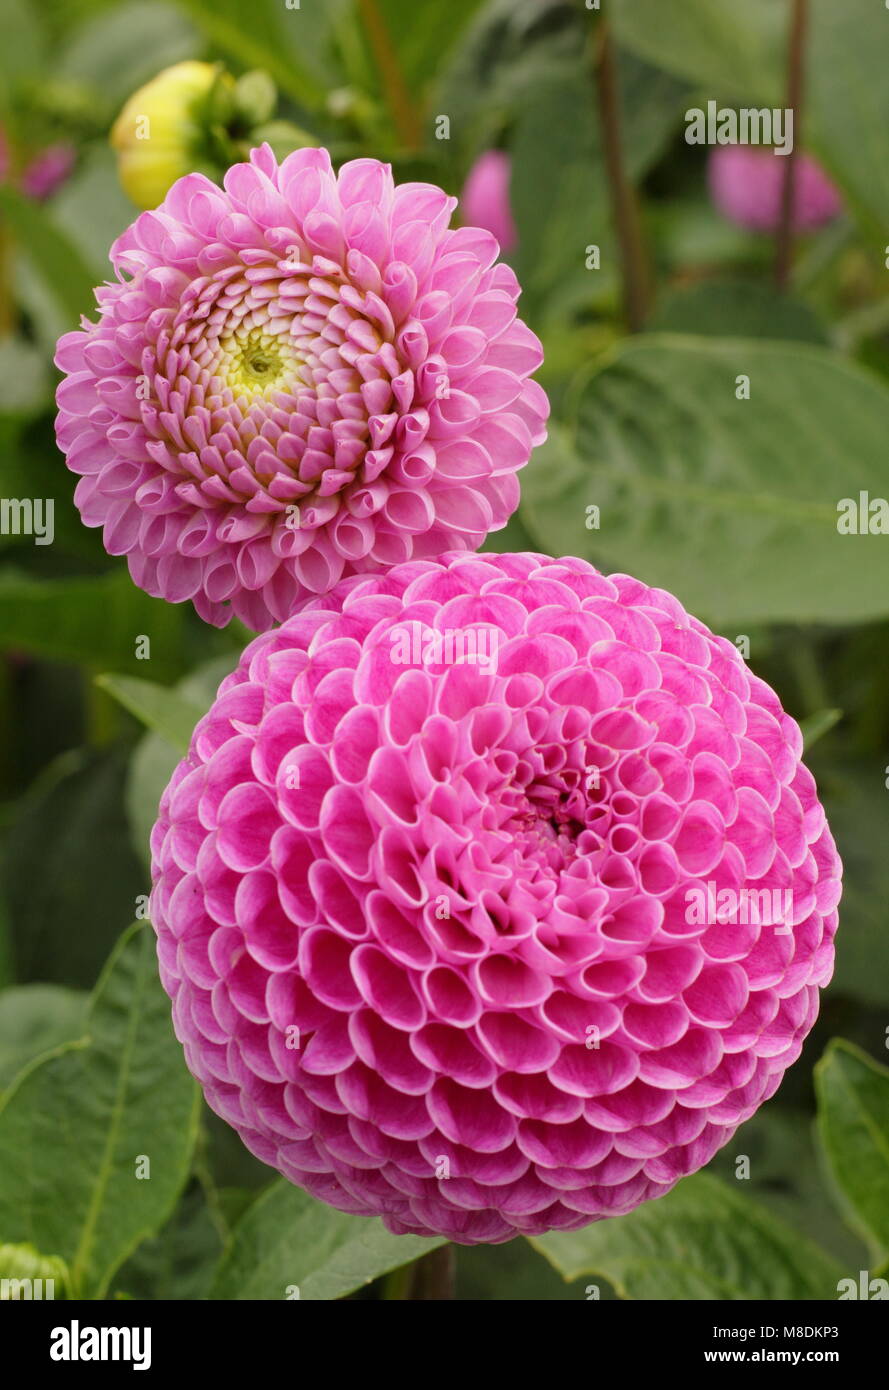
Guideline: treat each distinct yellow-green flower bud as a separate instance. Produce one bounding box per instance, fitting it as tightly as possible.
[0,1243,70,1298]
[111,61,234,209]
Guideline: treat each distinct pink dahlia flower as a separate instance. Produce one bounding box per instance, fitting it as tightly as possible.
[54,145,547,631]
[461,151,517,256]
[150,552,841,1244]
[708,146,842,234]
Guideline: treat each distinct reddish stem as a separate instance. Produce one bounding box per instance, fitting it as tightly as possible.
[775,0,809,290]
[407,1245,456,1300]
[357,0,422,151]
[593,19,649,332]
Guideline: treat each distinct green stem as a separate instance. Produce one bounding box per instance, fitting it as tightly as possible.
[787,631,829,717]
[791,214,851,292]
[85,674,118,747]
[193,1124,231,1246]
[0,217,16,339]
[833,293,889,352]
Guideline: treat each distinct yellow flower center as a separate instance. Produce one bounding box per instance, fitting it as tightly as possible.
[218,327,301,398]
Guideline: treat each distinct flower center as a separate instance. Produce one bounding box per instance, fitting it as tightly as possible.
[218,326,302,398]
[495,756,613,877]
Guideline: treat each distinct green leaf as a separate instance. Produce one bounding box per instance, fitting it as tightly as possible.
[434,0,581,155]
[711,1101,864,1270]
[127,736,178,874]
[0,985,88,1092]
[0,185,98,324]
[125,655,236,867]
[0,337,51,415]
[0,896,13,993]
[111,1183,225,1301]
[0,923,199,1299]
[249,120,316,163]
[650,280,829,345]
[210,1178,445,1300]
[810,755,889,1010]
[174,0,336,109]
[530,1173,844,1300]
[816,1040,889,1262]
[0,417,113,562]
[4,748,147,990]
[522,336,889,626]
[59,1,197,108]
[0,570,186,679]
[807,0,889,243]
[650,195,773,275]
[612,0,784,103]
[95,674,205,755]
[233,70,278,127]
[0,0,46,93]
[52,146,134,274]
[799,708,842,751]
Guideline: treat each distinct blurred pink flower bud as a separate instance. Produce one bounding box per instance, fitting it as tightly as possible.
[21,144,76,202]
[708,146,842,234]
[461,150,517,255]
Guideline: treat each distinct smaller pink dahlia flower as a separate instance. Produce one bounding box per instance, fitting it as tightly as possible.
[54,146,547,631]
[708,146,842,234]
[461,151,517,255]
[150,552,841,1244]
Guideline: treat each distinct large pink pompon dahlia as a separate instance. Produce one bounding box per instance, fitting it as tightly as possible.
[150,553,841,1244]
[54,146,547,631]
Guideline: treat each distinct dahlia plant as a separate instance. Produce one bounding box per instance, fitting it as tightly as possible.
[16,0,889,1311]
[50,129,845,1257]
